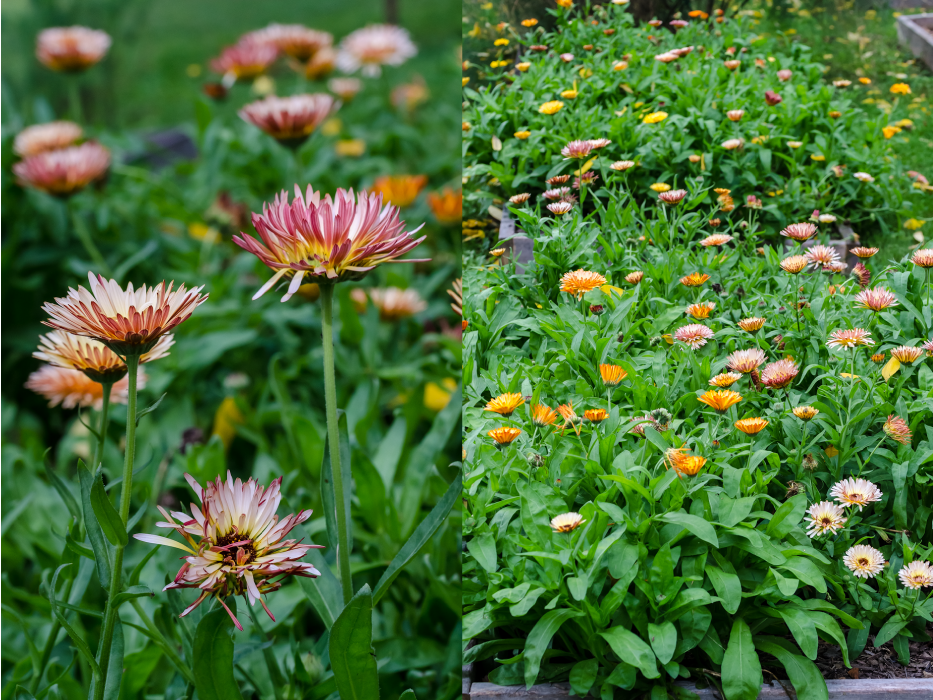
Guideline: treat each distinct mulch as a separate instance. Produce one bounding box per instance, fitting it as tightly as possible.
[809,626,933,680]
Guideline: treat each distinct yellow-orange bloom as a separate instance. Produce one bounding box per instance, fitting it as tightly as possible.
[489,427,522,445]
[890,83,911,95]
[531,404,559,426]
[370,174,428,207]
[793,406,819,421]
[539,101,565,115]
[700,234,733,247]
[585,409,608,422]
[735,417,768,435]
[680,272,710,287]
[600,364,627,386]
[428,188,463,225]
[485,392,524,416]
[697,390,742,412]
[522,19,539,27]
[666,446,706,476]
[891,346,923,363]
[709,372,742,388]
[738,317,765,332]
[650,182,671,193]
[780,255,808,274]
[560,269,607,298]
[686,302,715,319]
[642,111,668,124]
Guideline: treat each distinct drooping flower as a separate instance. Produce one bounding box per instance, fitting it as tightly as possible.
[780,255,808,274]
[42,272,207,356]
[727,348,766,374]
[26,364,140,409]
[781,222,817,242]
[243,24,333,61]
[673,323,714,349]
[709,372,742,388]
[826,328,874,349]
[686,302,715,319]
[804,501,847,537]
[234,185,427,299]
[531,404,559,427]
[600,364,627,386]
[680,272,710,287]
[891,346,923,363]
[883,415,912,445]
[36,26,111,72]
[211,42,279,79]
[335,25,416,77]
[830,478,883,511]
[367,287,427,320]
[585,409,608,422]
[899,561,933,589]
[550,512,585,532]
[697,390,742,412]
[851,262,871,288]
[700,234,733,247]
[134,472,321,628]
[843,545,885,579]
[34,330,173,383]
[761,359,799,389]
[793,406,819,421]
[14,121,83,157]
[560,270,606,298]
[13,142,110,196]
[239,94,338,147]
[735,417,769,435]
[489,427,522,445]
[625,271,644,284]
[738,317,765,333]
[910,250,933,268]
[485,393,525,417]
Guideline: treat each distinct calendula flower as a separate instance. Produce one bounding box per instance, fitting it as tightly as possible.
[853,172,875,183]
[587,138,611,150]
[890,82,911,95]
[516,62,531,71]
[805,501,847,537]
[560,269,607,298]
[761,359,798,389]
[872,352,887,362]
[735,417,769,435]
[851,262,871,288]
[367,287,427,320]
[539,100,565,115]
[673,323,714,349]
[561,89,578,99]
[550,512,585,533]
[559,53,574,62]
[883,415,912,445]
[727,348,765,374]
[13,141,110,197]
[805,245,840,269]
[700,234,733,247]
[509,193,531,204]
[42,272,207,356]
[489,426,522,445]
[556,403,582,435]
[781,222,817,242]
[830,478,882,511]
[721,138,743,150]
[724,59,740,70]
[910,250,933,268]
[686,302,716,320]
[485,393,524,417]
[697,390,742,412]
[625,271,644,284]
[780,255,808,274]
[36,26,111,72]
[547,202,573,215]
[531,404,559,426]
[244,24,332,61]
[514,130,531,140]
[522,19,538,27]
[659,189,688,204]
[818,214,837,223]
[738,317,766,333]
[328,77,362,101]
[725,109,745,122]
[211,42,279,80]
[642,111,668,124]
[370,174,428,208]
[234,185,427,299]
[543,187,571,201]
[833,79,851,88]
[335,24,416,77]
[611,160,636,171]
[650,182,671,192]
[573,172,598,189]
[892,346,923,363]
[134,472,321,628]
[850,247,878,259]
[600,364,627,386]
[709,372,742,388]
[844,545,885,579]
[853,287,898,312]
[827,328,874,349]
[777,69,792,81]
[26,364,139,409]
[793,406,819,421]
[765,90,782,106]
[899,561,933,589]
[629,414,659,437]
[489,248,506,258]
[665,447,706,476]
[239,94,338,147]
[561,140,594,160]
[427,188,462,225]
[34,330,172,384]
[585,409,607,422]
[680,272,710,287]
[14,121,82,157]
[304,47,337,79]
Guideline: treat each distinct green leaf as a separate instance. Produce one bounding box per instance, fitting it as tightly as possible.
[330,584,379,700]
[706,565,741,614]
[111,585,153,608]
[721,619,762,700]
[524,609,583,688]
[90,470,128,547]
[466,532,497,573]
[47,565,100,678]
[661,512,718,547]
[43,461,80,521]
[520,481,552,546]
[135,392,166,427]
[321,410,353,555]
[779,556,827,594]
[372,472,460,605]
[767,494,807,538]
[569,659,598,696]
[193,605,244,700]
[777,607,818,659]
[874,615,910,647]
[755,637,827,700]
[101,619,125,700]
[398,691,416,700]
[77,460,112,590]
[599,625,660,679]
[648,621,678,665]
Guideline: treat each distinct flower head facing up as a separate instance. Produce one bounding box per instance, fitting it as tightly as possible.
[680,272,710,287]
[735,417,768,435]
[13,141,110,197]
[697,390,742,413]
[134,472,321,628]
[700,234,733,248]
[14,121,83,157]
[584,409,607,423]
[738,317,766,333]
[550,512,585,533]
[805,501,847,537]
[244,24,333,61]
[854,287,898,312]
[211,42,279,80]
[625,271,644,284]
[761,359,799,389]
[234,185,428,299]
[780,222,817,242]
[709,372,742,388]
[891,346,923,363]
[36,26,111,72]
[560,269,606,298]
[659,189,688,204]
[35,330,173,384]
[851,247,879,259]
[780,255,808,274]
[26,364,141,410]
[42,272,208,356]
[531,404,559,427]
[686,302,715,320]
[539,101,565,115]
[489,427,522,445]
[830,478,882,511]
[485,393,524,417]
[673,323,714,349]
[239,94,338,147]
[727,348,766,374]
[335,24,416,77]
[600,364,627,386]
[805,245,840,269]
[827,328,874,350]
[844,545,885,579]
[560,140,594,160]
[793,406,819,421]
[899,561,933,589]
[367,287,427,320]
[911,250,933,268]
[883,415,912,445]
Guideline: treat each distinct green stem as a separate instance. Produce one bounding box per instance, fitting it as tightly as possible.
[68,79,83,123]
[95,383,112,470]
[130,599,195,685]
[320,284,353,605]
[245,604,285,700]
[94,355,139,700]
[70,207,112,278]
[29,577,75,693]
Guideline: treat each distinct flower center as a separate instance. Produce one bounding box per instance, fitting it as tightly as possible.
[215,530,257,565]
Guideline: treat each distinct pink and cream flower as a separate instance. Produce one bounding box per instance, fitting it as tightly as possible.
[891,346,923,363]
[234,185,428,299]
[26,364,141,410]
[336,25,417,77]
[805,501,847,537]
[367,287,427,320]
[853,287,898,312]
[673,323,715,349]
[134,472,322,629]
[35,330,173,383]
[830,478,882,511]
[700,233,733,247]
[805,244,840,269]
[709,372,742,388]
[547,202,573,215]
[561,140,595,159]
[826,328,874,350]
[239,94,338,146]
[14,121,83,157]
[211,42,279,80]
[899,561,933,589]
[843,545,885,579]
[780,222,817,242]
[911,250,933,268]
[13,141,110,196]
[36,26,111,72]
[726,348,766,374]
[760,359,799,389]
[658,189,688,204]
[243,24,333,61]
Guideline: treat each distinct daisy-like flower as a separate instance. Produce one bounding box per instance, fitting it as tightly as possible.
[489,248,506,259]
[686,302,715,319]
[629,414,659,437]
[851,247,879,258]
[547,175,570,186]
[485,393,524,417]
[883,415,912,445]
[550,512,585,533]
[543,187,572,201]
[585,409,608,422]
[680,272,710,287]
[367,287,427,320]
[14,141,110,197]
[539,101,565,115]
[587,138,611,150]
[853,172,874,183]
[211,42,279,80]
[910,250,933,268]
[234,185,427,299]
[735,417,768,435]
[428,188,462,225]
[625,271,644,284]
[780,222,818,242]
[697,389,742,412]
[489,426,522,445]
[531,404,559,427]
[26,364,139,409]
[600,364,627,386]
[924,339,933,356]
[830,478,882,511]
[561,140,594,159]
[805,245,840,269]
[872,352,887,362]
[659,189,688,204]
[243,24,333,61]
[572,172,598,190]
[899,561,933,589]
[556,403,582,435]
[805,501,847,537]
[611,160,636,171]
[560,269,606,298]
[850,262,871,289]
[844,545,885,579]
[722,138,743,150]
[642,111,668,124]
[509,193,531,204]
[134,472,321,628]
[239,94,338,147]
[891,346,923,363]
[726,109,745,122]
[777,69,792,81]
[547,202,573,215]
[328,78,362,103]
[709,372,742,388]
[665,446,706,476]
[35,330,172,384]
[335,24,416,77]
[724,59,740,70]
[14,121,82,157]
[826,328,874,350]
[673,323,714,349]
[42,272,207,355]
[650,183,672,193]
[738,317,765,333]
[854,287,898,312]
[793,406,819,421]
[727,348,766,374]
[700,234,733,247]
[655,52,678,63]
[36,26,111,72]
[780,255,809,274]
[370,175,428,208]
[761,359,799,389]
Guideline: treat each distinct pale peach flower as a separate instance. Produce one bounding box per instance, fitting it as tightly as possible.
[336,25,417,77]
[36,26,111,72]
[13,142,110,196]
[830,478,882,511]
[804,501,847,537]
[243,24,333,61]
[727,348,765,374]
[899,561,933,589]
[26,364,141,409]
[673,323,714,349]
[844,545,884,579]
[14,121,82,157]
[367,287,427,320]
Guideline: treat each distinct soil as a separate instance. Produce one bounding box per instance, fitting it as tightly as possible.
[811,629,933,680]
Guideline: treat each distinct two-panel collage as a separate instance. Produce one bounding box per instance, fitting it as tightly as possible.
[2,0,933,698]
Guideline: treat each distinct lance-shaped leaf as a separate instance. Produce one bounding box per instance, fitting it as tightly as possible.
[193,604,245,700]
[90,471,128,547]
[330,584,380,700]
[77,460,112,590]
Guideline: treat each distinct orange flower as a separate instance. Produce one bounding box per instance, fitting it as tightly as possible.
[686,302,715,319]
[780,255,808,274]
[697,390,742,412]
[560,269,607,298]
[891,346,923,363]
[709,372,742,388]
[600,364,627,386]
[485,393,524,416]
[531,404,559,426]
[737,317,765,333]
[735,417,769,435]
[680,272,710,287]
[793,406,819,421]
[585,409,608,422]
[700,234,733,247]
[625,271,644,284]
[370,174,428,207]
[489,426,522,445]
[665,446,706,476]
[428,188,462,225]
[883,415,912,445]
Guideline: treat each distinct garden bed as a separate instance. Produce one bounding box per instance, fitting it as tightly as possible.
[895,13,933,73]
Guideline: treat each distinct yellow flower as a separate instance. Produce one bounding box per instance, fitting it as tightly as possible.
[516,62,531,72]
[735,417,769,435]
[335,139,365,157]
[494,38,509,46]
[485,392,525,416]
[539,101,564,115]
[882,125,901,139]
[679,272,710,287]
[697,390,742,413]
[890,83,911,95]
[515,130,531,139]
[905,218,925,231]
[424,378,457,411]
[643,111,668,124]
[462,77,470,86]
[793,406,819,421]
[858,77,871,85]
[561,89,578,99]
[650,182,671,192]
[810,154,825,161]
[585,409,608,422]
